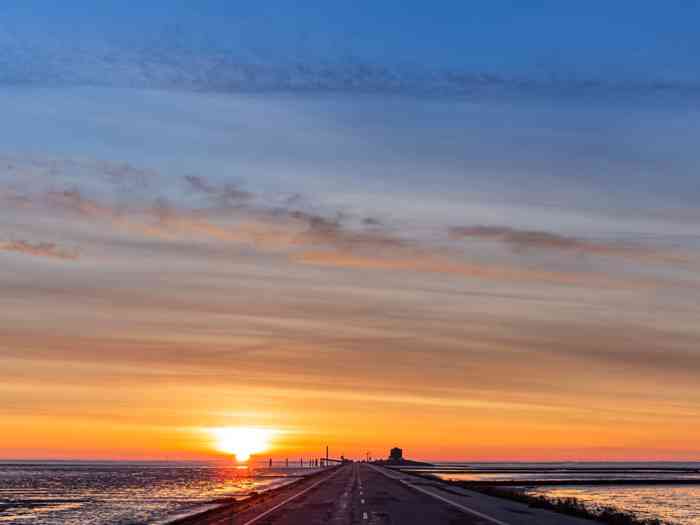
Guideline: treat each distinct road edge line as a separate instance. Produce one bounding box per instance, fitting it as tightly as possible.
[368,465,511,525]
[241,467,343,525]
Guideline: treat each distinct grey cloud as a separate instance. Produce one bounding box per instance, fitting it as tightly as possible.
[449,225,641,256]
[45,188,113,218]
[152,197,174,224]
[284,210,405,252]
[184,175,252,206]
[7,171,401,254]
[0,155,154,191]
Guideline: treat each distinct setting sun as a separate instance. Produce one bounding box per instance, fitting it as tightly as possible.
[209,427,275,462]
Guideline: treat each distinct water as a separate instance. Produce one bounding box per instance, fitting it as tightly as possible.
[407,462,700,524]
[415,462,700,483]
[0,461,322,524]
[526,485,700,525]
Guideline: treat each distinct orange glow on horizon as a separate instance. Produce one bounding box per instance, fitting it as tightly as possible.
[208,427,276,462]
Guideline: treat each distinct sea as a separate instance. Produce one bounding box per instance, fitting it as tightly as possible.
[0,460,323,524]
[407,462,700,525]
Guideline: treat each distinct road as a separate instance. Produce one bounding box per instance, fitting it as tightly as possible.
[177,463,600,525]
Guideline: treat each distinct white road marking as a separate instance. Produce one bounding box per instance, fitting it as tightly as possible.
[367,465,511,525]
[361,499,365,504]
[403,482,511,525]
[362,511,368,520]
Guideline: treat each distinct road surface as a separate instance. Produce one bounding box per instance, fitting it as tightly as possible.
[176,463,600,525]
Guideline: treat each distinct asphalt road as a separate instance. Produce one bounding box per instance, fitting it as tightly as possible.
[179,464,484,525]
[177,463,600,525]
[257,462,478,525]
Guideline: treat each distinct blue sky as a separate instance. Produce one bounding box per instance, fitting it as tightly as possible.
[2,1,700,81]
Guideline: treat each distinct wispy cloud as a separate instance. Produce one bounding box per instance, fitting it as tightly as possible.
[293,250,645,288]
[4,167,404,253]
[0,154,155,190]
[183,175,252,206]
[0,240,78,261]
[2,157,693,284]
[46,188,114,218]
[450,225,629,253]
[448,224,689,264]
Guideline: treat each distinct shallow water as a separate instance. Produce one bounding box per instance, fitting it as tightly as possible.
[408,461,699,481]
[0,461,321,524]
[526,485,700,525]
[434,470,700,482]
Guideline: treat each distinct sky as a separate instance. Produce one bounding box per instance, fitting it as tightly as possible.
[0,4,699,462]
[2,1,700,85]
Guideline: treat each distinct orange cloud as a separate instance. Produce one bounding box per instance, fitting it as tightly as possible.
[0,240,78,261]
[293,250,645,287]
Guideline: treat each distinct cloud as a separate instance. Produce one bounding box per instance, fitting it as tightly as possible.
[448,224,690,265]
[2,157,399,253]
[293,250,640,288]
[0,155,155,191]
[2,155,692,283]
[282,210,402,251]
[46,188,114,218]
[0,240,78,261]
[450,225,622,252]
[183,175,252,206]
[1,175,683,287]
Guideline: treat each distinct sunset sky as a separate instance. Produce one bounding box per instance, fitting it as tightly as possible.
[1,2,699,461]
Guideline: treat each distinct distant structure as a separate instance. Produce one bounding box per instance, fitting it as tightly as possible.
[373,446,433,467]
